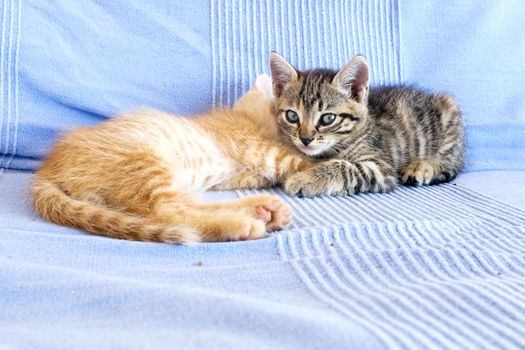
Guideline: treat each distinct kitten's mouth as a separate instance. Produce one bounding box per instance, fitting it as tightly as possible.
[295,142,331,157]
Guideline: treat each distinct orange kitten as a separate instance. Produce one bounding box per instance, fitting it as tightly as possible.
[32,76,311,243]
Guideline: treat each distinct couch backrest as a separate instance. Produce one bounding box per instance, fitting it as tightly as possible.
[1,1,524,171]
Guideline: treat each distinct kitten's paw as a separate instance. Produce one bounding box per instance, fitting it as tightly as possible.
[240,195,292,231]
[285,160,355,197]
[284,170,327,197]
[243,218,268,240]
[224,217,267,241]
[401,160,439,186]
[200,214,267,242]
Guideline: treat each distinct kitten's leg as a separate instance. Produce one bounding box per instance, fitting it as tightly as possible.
[432,94,465,184]
[212,146,311,192]
[101,152,267,242]
[273,150,313,182]
[214,145,311,190]
[201,195,292,231]
[401,159,441,185]
[141,173,267,241]
[208,146,310,229]
[401,95,465,186]
[150,195,268,241]
[284,158,397,197]
[247,144,313,184]
[210,146,309,227]
[211,146,305,230]
[211,171,273,190]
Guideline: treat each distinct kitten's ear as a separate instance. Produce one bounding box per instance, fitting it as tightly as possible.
[254,74,274,99]
[269,52,298,96]
[332,55,369,103]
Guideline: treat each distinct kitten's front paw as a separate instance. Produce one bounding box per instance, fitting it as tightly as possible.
[285,161,352,197]
[284,170,326,197]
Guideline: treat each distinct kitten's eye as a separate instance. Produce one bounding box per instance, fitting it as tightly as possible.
[319,113,336,126]
[285,110,299,124]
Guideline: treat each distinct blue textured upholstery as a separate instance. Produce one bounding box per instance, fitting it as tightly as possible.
[1,1,525,349]
[1,1,524,170]
[2,171,525,349]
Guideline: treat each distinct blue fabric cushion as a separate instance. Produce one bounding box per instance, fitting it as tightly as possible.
[1,1,524,171]
[1,1,212,170]
[1,170,525,349]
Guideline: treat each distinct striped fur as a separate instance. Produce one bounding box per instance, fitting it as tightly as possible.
[32,75,312,243]
[270,53,465,197]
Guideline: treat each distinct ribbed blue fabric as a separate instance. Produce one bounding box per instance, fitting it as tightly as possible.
[237,184,525,349]
[238,184,525,231]
[2,171,525,349]
[0,0,21,169]
[1,1,524,347]
[1,1,524,171]
[211,0,401,107]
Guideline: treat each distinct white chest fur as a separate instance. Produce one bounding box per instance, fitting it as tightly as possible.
[152,117,235,192]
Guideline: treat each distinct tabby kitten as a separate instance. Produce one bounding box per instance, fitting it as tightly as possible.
[32,75,311,243]
[269,52,465,196]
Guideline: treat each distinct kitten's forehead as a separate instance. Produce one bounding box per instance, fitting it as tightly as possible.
[282,69,344,111]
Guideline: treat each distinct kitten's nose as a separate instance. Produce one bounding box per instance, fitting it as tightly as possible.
[300,137,314,146]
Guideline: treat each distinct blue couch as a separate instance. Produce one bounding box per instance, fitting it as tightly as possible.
[1,1,525,349]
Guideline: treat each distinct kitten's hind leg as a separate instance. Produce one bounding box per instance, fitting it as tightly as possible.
[401,159,458,186]
[236,195,292,232]
[191,209,268,241]
[432,95,465,184]
[150,193,268,242]
[200,195,292,232]
[402,95,465,186]
[401,159,440,186]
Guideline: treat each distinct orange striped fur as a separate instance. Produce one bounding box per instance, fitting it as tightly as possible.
[32,76,311,243]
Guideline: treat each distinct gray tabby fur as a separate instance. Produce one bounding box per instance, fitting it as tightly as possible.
[269,52,465,196]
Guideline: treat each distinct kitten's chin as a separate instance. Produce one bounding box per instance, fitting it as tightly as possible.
[295,144,332,157]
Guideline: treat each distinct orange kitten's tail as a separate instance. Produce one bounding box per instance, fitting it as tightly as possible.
[31,178,200,244]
